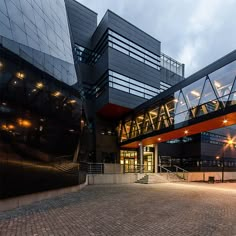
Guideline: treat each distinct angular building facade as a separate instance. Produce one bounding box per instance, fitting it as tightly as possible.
[0,0,235,199]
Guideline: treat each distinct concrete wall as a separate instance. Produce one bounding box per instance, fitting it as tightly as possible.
[0,176,88,212]
[88,173,145,185]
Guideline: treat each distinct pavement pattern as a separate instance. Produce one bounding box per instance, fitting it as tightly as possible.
[0,183,236,236]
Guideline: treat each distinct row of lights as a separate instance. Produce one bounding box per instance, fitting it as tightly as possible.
[155,118,228,143]
[12,71,77,105]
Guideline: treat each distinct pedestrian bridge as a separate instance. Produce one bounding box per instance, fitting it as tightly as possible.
[119,50,236,148]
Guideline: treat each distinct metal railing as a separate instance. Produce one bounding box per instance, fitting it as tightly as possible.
[174,165,188,180]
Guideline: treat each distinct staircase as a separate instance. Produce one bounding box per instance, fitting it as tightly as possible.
[135,165,188,184]
[135,174,170,184]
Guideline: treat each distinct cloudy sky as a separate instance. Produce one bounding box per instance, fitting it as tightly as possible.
[77,0,236,77]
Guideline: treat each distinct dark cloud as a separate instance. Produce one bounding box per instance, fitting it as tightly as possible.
[77,0,236,76]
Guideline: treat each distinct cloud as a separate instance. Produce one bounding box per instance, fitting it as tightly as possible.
[76,0,236,77]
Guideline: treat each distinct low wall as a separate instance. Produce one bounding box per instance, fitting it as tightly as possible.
[187,172,236,182]
[0,176,88,212]
[88,173,145,185]
[104,164,123,174]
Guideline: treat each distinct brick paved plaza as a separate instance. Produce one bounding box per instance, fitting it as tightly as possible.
[0,183,236,236]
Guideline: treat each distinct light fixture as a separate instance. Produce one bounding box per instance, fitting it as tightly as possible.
[216,156,220,160]
[184,130,189,135]
[32,89,37,92]
[36,82,44,89]
[214,81,221,88]
[228,139,233,145]
[0,61,3,68]
[17,119,31,128]
[16,72,25,80]
[157,137,161,141]
[223,119,228,124]
[191,90,200,97]
[52,91,61,97]
[2,102,6,106]
[13,81,17,85]
[68,99,76,104]
[173,99,178,103]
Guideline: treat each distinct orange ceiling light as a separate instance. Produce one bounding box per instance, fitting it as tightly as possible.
[17,119,32,128]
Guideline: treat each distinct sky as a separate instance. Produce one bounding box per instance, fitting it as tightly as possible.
[77,0,236,77]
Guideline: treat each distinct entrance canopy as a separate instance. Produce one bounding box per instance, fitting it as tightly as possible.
[119,50,236,148]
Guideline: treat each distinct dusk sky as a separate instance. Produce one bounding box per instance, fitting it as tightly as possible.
[77,0,236,77]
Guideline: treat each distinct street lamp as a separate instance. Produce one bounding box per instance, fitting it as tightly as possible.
[216,139,234,183]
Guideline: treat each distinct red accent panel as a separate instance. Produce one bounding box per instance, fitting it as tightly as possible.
[97,103,131,119]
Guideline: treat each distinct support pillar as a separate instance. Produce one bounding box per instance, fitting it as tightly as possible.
[139,142,143,173]
[154,143,158,173]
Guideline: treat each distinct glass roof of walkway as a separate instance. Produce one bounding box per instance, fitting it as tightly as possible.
[119,50,236,148]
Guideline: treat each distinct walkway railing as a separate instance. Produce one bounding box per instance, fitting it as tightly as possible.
[174,165,188,180]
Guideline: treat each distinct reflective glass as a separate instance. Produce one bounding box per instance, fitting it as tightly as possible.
[199,78,217,105]
[182,77,204,108]
[210,60,236,98]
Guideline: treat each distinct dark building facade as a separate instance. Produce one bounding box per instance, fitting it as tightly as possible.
[0,0,235,199]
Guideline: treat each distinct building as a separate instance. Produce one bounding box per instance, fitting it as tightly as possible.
[0,0,235,199]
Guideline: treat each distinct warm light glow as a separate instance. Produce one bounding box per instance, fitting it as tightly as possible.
[191,90,200,97]
[36,82,44,89]
[173,99,178,103]
[52,91,61,97]
[149,111,157,116]
[223,119,228,124]
[228,139,233,145]
[1,124,8,130]
[16,72,25,80]
[68,99,76,104]
[120,160,124,165]
[184,130,189,135]
[0,61,3,68]
[17,119,32,128]
[8,124,15,130]
[157,137,161,141]
[216,156,220,160]
[214,81,221,88]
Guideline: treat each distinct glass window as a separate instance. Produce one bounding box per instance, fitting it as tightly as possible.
[210,60,236,97]
[199,78,217,105]
[182,77,204,108]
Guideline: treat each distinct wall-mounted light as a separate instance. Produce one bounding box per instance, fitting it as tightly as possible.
[0,61,3,69]
[16,72,25,80]
[36,82,44,89]
[17,119,31,128]
[52,91,61,97]
[68,99,76,104]
[184,130,189,135]
[157,137,161,141]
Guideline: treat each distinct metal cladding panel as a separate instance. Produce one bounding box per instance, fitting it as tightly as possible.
[0,0,77,85]
[107,11,160,56]
[108,48,160,88]
[65,0,97,49]
[109,88,146,109]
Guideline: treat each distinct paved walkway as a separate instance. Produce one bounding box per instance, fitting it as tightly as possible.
[0,183,236,236]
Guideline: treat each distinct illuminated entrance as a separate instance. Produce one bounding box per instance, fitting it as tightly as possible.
[120,146,155,173]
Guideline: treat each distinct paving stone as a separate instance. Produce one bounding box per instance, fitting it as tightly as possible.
[0,183,236,236]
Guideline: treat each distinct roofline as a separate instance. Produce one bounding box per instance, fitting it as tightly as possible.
[106,9,161,44]
[71,0,98,16]
[123,50,236,118]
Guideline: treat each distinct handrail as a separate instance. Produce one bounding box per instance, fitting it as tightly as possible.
[174,165,188,173]
[158,165,172,173]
